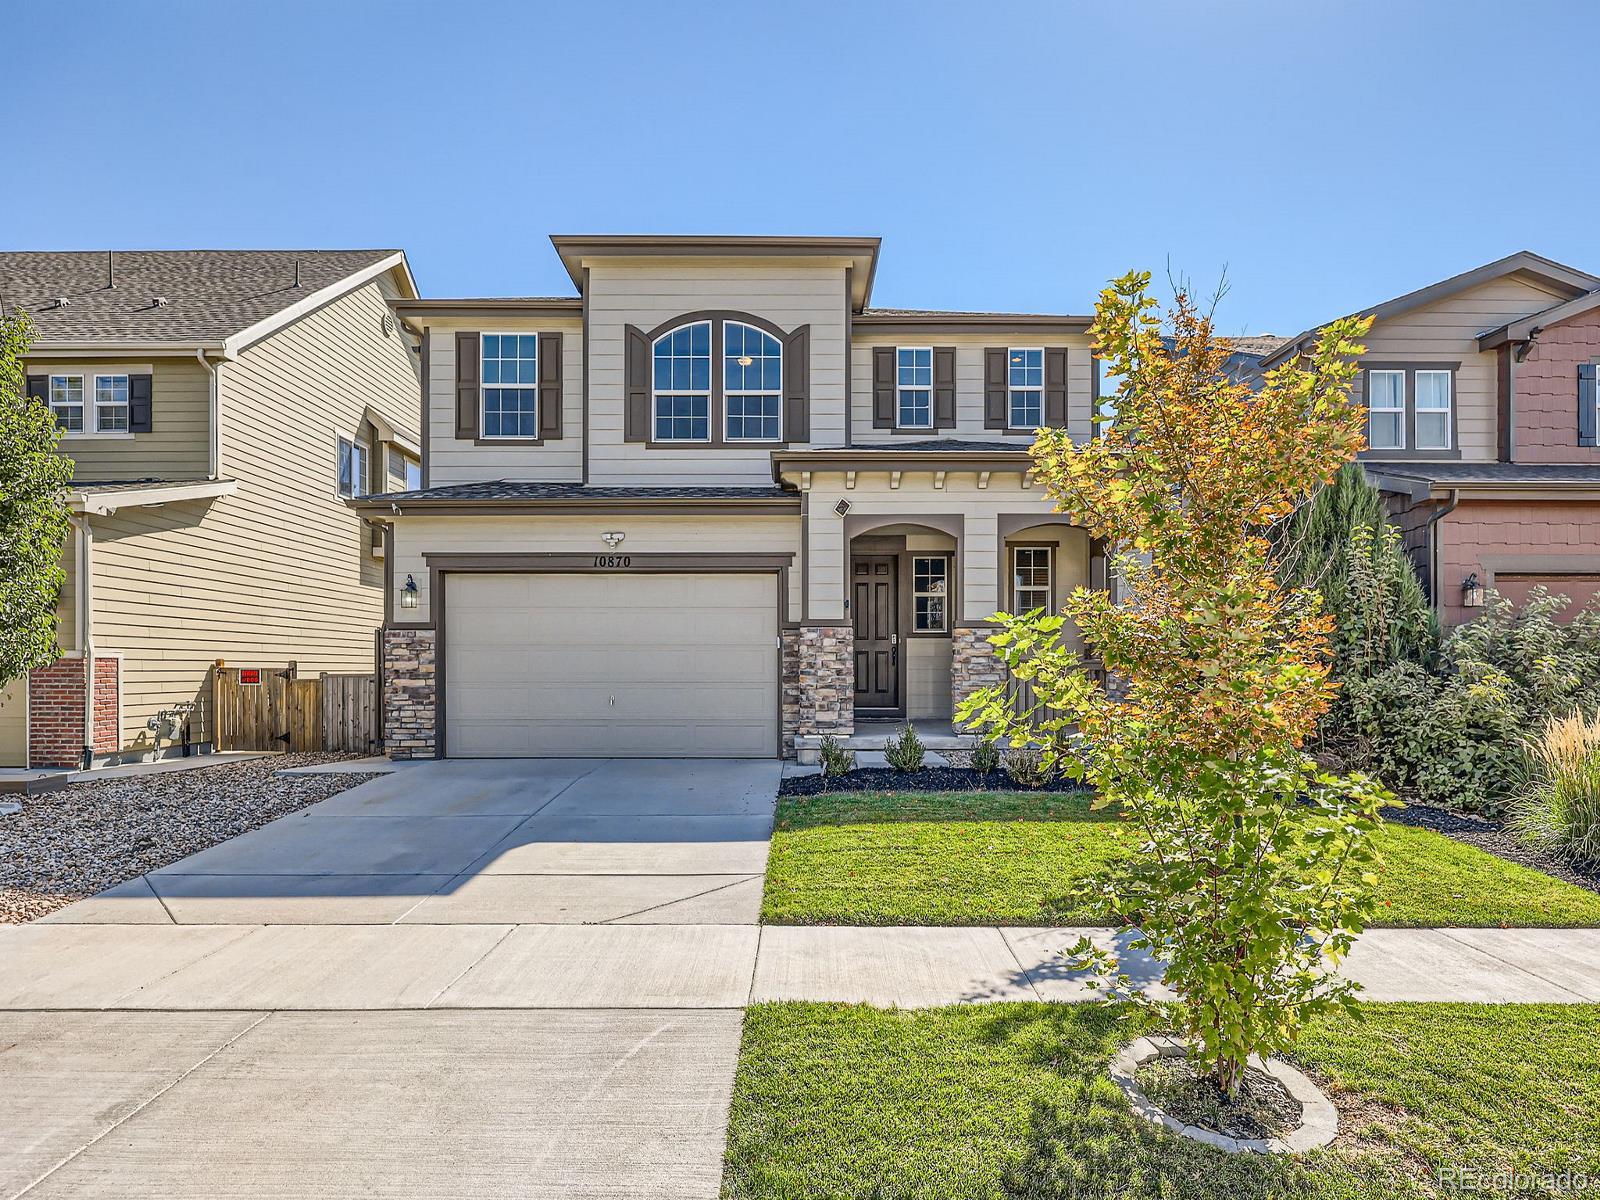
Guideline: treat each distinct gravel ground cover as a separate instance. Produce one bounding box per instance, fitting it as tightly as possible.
[0,753,381,923]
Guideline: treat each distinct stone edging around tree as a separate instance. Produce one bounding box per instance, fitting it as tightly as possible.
[1108,1035,1338,1155]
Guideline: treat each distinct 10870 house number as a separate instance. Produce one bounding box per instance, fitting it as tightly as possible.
[592,554,632,568]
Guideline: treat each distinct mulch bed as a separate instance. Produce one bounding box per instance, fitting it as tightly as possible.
[780,765,1091,796]
[0,753,382,923]
[1135,1054,1302,1141]
[1387,802,1600,896]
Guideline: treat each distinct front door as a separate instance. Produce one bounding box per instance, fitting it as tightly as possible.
[851,555,900,712]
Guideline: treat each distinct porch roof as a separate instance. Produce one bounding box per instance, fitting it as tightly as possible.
[772,440,1033,474]
[1366,461,1600,501]
[350,481,801,515]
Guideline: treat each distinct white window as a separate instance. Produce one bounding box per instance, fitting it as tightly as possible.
[724,322,782,441]
[653,321,711,441]
[387,448,421,491]
[337,437,370,499]
[94,374,129,433]
[897,347,933,428]
[1414,370,1452,451]
[1367,369,1405,450]
[912,556,949,632]
[48,374,84,432]
[1012,546,1052,612]
[481,334,539,438]
[1008,348,1044,428]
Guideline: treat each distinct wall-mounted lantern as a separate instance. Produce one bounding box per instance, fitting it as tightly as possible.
[1461,572,1484,609]
[400,574,419,610]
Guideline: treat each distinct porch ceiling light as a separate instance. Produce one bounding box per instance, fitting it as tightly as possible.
[1461,572,1484,608]
[400,574,419,609]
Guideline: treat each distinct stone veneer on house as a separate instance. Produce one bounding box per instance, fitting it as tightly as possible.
[795,625,853,737]
[382,627,437,759]
[951,626,1005,713]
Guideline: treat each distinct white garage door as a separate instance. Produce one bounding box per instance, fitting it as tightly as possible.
[444,572,778,758]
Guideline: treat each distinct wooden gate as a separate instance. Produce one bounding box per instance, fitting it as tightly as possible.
[321,673,378,753]
[213,664,323,752]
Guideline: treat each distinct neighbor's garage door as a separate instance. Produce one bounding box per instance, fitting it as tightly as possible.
[1492,574,1600,622]
[444,572,778,757]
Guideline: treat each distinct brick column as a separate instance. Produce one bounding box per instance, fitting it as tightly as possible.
[796,624,853,739]
[27,656,120,768]
[951,626,1005,714]
[382,627,437,759]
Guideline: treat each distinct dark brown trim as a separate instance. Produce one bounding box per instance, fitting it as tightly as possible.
[1496,345,1513,462]
[905,550,956,639]
[843,267,854,447]
[419,328,431,489]
[1006,541,1057,614]
[854,315,1091,336]
[382,523,395,624]
[1480,554,1600,582]
[774,449,1032,473]
[454,331,479,440]
[1359,361,1463,462]
[580,266,591,484]
[369,497,800,517]
[849,549,905,718]
[392,300,582,318]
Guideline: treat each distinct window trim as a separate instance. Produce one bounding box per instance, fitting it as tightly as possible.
[651,319,714,444]
[336,435,372,500]
[896,345,935,430]
[722,320,783,443]
[1366,368,1406,451]
[909,553,952,635]
[387,447,421,492]
[1010,543,1054,614]
[479,330,540,442]
[92,373,131,434]
[48,372,86,435]
[639,310,793,449]
[1360,362,1461,461]
[1006,347,1046,430]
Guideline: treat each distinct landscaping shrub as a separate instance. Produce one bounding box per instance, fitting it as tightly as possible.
[882,723,926,772]
[969,740,1001,779]
[1001,745,1050,789]
[817,734,855,780]
[1511,711,1600,867]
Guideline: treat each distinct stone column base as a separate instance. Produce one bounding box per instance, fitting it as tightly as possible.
[951,626,1005,716]
[382,627,437,759]
[796,624,853,744]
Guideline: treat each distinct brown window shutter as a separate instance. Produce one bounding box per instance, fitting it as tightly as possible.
[984,348,1007,429]
[538,332,563,439]
[872,346,896,428]
[933,347,956,429]
[128,373,153,433]
[782,325,810,443]
[1580,363,1598,447]
[25,375,47,407]
[625,325,651,442]
[454,331,480,440]
[1044,347,1069,427]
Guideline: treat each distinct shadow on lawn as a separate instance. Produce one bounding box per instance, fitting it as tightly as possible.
[774,788,1120,832]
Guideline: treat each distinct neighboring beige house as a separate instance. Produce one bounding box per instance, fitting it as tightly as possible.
[362,235,1110,760]
[1262,251,1600,625]
[1,250,422,767]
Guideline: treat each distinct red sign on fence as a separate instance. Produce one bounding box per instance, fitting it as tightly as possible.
[239,668,262,686]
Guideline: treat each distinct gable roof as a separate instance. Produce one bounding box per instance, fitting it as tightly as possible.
[1260,251,1600,367]
[0,249,417,354]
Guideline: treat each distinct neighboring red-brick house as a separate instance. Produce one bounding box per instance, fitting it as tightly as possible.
[1263,252,1600,625]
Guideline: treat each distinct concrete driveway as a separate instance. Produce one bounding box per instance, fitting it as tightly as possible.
[0,758,779,1200]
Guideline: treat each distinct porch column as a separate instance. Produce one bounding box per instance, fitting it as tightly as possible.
[794,491,853,742]
[952,512,1005,717]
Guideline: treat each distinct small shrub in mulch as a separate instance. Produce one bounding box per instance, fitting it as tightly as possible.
[781,765,1090,797]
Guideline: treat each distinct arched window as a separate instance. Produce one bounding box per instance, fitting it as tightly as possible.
[724,322,782,441]
[652,321,711,441]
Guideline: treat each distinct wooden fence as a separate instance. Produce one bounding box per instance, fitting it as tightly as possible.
[213,664,377,754]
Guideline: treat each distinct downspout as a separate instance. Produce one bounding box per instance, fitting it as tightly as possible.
[196,349,221,480]
[70,514,96,769]
[1423,487,1460,618]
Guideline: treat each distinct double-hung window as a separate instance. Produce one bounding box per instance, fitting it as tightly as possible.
[481,334,539,438]
[1414,370,1452,451]
[1011,546,1052,613]
[653,321,712,441]
[897,347,933,429]
[388,448,421,491]
[1008,348,1044,428]
[911,556,949,633]
[48,374,85,432]
[93,374,130,433]
[1365,366,1453,452]
[1366,370,1405,450]
[724,322,782,441]
[337,437,370,499]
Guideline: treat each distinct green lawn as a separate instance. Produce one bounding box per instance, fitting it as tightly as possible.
[762,790,1600,927]
[722,1001,1600,1199]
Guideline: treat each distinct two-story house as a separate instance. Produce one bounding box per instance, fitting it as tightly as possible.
[361,235,1107,760]
[0,250,422,768]
[1261,251,1600,626]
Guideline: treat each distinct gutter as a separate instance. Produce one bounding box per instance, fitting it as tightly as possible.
[1423,487,1460,617]
[70,514,95,769]
[196,349,222,480]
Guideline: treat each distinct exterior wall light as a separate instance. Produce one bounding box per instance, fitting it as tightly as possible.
[1461,573,1484,608]
[601,531,625,548]
[400,574,419,609]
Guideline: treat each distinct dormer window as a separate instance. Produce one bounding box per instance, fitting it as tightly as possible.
[897,347,933,429]
[653,321,712,441]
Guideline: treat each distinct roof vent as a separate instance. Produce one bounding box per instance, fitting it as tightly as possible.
[152,296,169,308]
[53,297,71,309]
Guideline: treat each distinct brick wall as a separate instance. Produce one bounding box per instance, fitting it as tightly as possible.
[382,627,437,759]
[27,656,120,768]
[1514,307,1600,464]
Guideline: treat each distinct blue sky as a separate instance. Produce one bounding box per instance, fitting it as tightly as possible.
[8,1,1599,336]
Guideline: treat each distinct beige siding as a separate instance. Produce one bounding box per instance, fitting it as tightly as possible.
[1357,274,1571,463]
[585,259,850,485]
[425,318,584,485]
[0,678,25,767]
[29,356,210,480]
[86,272,420,751]
[389,511,802,626]
[850,334,1096,444]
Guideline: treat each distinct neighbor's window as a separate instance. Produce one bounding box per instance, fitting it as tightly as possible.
[48,374,85,432]
[93,374,130,433]
[897,347,933,428]
[481,334,539,438]
[1008,348,1044,428]
[337,437,370,499]
[1011,546,1052,612]
[724,321,782,441]
[1414,370,1452,451]
[912,556,949,632]
[653,321,712,441]
[1367,369,1405,450]
[387,448,421,491]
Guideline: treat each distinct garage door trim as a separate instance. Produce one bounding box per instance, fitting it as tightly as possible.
[427,552,794,758]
